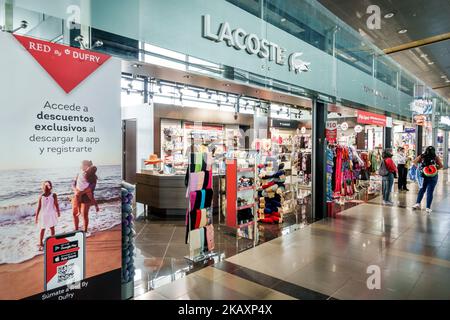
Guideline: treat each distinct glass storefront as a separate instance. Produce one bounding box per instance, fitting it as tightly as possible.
[1,0,449,300]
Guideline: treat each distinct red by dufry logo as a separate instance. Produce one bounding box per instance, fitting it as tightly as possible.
[14,35,111,94]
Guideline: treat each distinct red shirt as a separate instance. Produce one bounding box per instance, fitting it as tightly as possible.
[384,158,397,173]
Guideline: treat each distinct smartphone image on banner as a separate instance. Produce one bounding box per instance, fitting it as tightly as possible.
[44,231,86,291]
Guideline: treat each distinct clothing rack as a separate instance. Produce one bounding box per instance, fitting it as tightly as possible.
[185,152,217,262]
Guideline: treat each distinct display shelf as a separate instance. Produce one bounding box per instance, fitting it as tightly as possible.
[225,157,258,240]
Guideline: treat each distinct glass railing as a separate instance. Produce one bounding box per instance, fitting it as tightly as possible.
[1,1,448,116]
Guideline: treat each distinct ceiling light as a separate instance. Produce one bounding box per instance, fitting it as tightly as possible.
[398,29,408,34]
[420,54,428,58]
[384,12,395,19]
[428,61,434,65]
[446,79,450,83]
[441,75,447,79]
[132,63,142,68]
[281,18,286,23]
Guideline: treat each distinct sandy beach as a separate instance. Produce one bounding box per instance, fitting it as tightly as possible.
[0,226,121,300]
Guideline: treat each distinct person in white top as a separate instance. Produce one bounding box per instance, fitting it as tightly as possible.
[35,181,60,251]
[396,147,409,191]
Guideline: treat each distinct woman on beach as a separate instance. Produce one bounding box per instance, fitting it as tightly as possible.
[72,160,99,233]
[35,181,61,251]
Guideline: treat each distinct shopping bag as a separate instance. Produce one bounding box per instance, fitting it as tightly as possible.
[408,165,417,181]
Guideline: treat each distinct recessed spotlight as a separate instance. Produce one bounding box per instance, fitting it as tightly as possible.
[441,75,447,79]
[224,83,231,87]
[428,61,434,65]
[281,18,286,22]
[384,12,395,19]
[420,54,428,58]
[398,29,408,34]
[132,63,142,68]
[446,79,450,83]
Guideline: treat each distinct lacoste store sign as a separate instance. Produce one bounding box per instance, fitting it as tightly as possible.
[202,14,310,74]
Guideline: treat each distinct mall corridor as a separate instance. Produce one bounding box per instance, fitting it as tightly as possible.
[137,171,450,300]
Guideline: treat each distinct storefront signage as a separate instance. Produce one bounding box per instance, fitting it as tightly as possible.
[440,116,450,126]
[354,125,363,133]
[202,14,310,74]
[410,98,433,115]
[414,114,427,126]
[362,85,388,100]
[405,127,416,133]
[272,119,298,129]
[340,122,349,131]
[14,35,111,94]
[356,110,386,126]
[325,121,337,143]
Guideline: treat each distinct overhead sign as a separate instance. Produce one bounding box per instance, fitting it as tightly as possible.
[414,115,427,126]
[356,110,386,126]
[410,98,433,115]
[440,116,450,126]
[202,14,310,74]
[271,119,299,129]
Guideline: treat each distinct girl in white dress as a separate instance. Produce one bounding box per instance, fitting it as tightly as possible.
[35,181,61,251]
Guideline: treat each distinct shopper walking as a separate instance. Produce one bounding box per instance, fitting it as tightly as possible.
[396,147,409,191]
[412,146,443,214]
[379,150,397,205]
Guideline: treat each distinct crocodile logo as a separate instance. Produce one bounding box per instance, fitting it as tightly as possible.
[288,52,311,74]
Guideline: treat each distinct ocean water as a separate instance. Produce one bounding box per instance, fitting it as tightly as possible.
[0,165,122,264]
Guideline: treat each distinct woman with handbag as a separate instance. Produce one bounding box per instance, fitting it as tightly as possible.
[412,146,443,214]
[380,150,397,206]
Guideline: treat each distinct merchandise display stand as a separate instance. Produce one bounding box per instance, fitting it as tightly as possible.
[185,152,217,262]
[121,182,136,300]
[225,157,258,246]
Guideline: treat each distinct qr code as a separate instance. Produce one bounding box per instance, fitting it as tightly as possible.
[57,264,74,283]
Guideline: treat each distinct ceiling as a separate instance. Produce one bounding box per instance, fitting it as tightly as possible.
[317,0,450,101]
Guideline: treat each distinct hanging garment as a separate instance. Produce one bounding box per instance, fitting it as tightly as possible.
[189,189,213,210]
[189,153,203,172]
[188,209,209,230]
[188,229,202,255]
[205,224,215,251]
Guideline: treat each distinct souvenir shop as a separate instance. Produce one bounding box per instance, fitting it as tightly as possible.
[325,105,388,214]
[119,61,314,292]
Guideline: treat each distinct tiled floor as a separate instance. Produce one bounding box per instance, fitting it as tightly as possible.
[136,171,450,300]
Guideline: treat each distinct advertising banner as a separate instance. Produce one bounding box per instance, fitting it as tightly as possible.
[325,121,337,143]
[0,32,122,300]
[356,110,387,127]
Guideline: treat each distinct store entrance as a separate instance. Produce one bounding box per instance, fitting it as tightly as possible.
[120,62,314,295]
[326,105,388,216]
